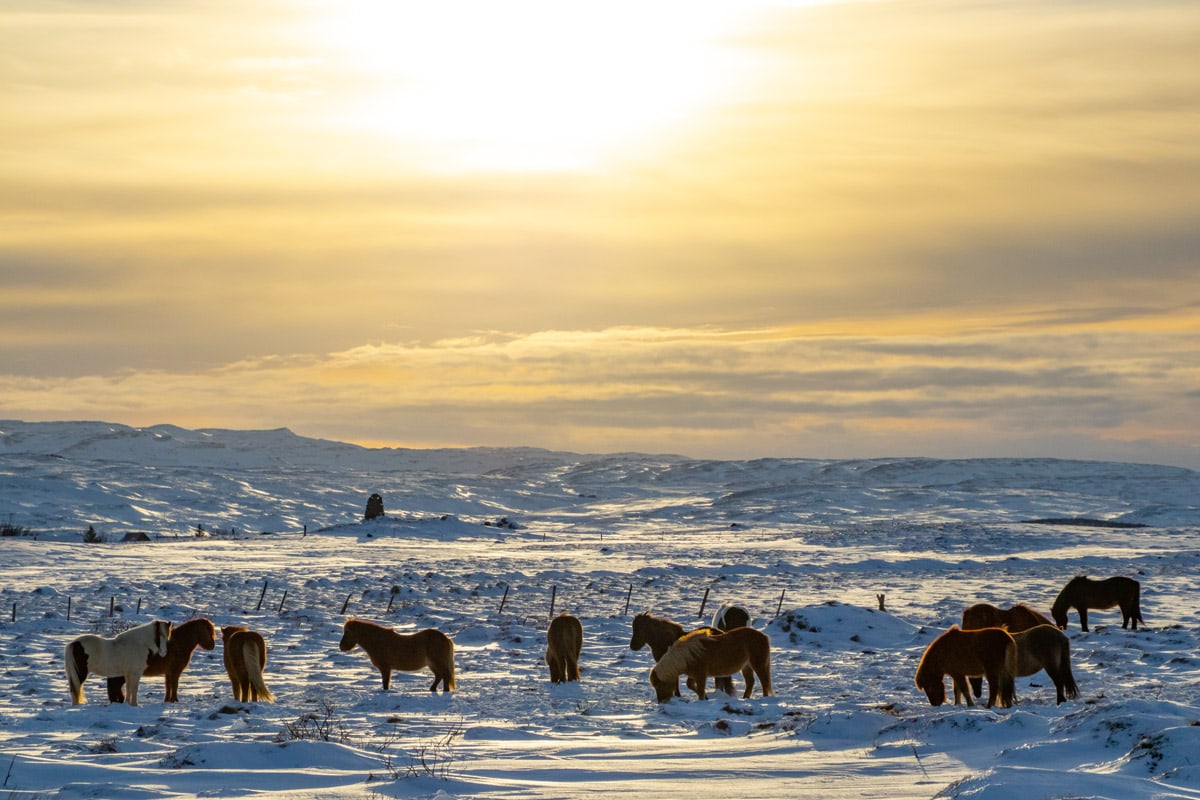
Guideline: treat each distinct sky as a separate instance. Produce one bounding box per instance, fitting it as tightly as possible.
[2,0,1199,467]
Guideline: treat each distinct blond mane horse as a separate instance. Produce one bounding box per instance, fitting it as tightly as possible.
[339,618,456,692]
[108,617,216,703]
[221,625,275,702]
[914,625,1017,709]
[649,627,772,703]
[546,613,583,683]
[65,619,172,706]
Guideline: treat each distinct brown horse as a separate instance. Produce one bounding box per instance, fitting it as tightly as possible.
[546,613,583,683]
[649,627,772,703]
[1010,624,1079,704]
[1051,575,1143,631]
[107,617,216,703]
[221,625,275,702]
[629,611,739,696]
[914,626,1017,709]
[339,618,455,692]
[961,603,1053,633]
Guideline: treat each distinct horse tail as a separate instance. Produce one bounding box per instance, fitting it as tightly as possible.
[243,640,275,703]
[64,641,86,705]
[444,637,457,691]
[1059,637,1079,701]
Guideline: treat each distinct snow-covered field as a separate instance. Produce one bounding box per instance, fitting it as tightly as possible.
[2,420,1199,799]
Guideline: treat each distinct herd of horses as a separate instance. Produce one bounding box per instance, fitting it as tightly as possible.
[915,575,1143,709]
[62,574,1141,712]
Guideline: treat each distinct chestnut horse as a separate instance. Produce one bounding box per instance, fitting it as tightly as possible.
[221,625,275,702]
[914,626,1017,709]
[339,618,455,692]
[649,627,772,703]
[629,611,739,696]
[1051,575,1143,631]
[65,619,172,706]
[961,603,1052,633]
[107,617,216,703]
[546,613,583,683]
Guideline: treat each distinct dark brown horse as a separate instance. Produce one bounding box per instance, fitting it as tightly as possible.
[1051,575,1143,631]
[629,611,739,696]
[961,603,1053,633]
[339,618,455,692]
[915,626,1017,709]
[546,613,583,683]
[221,625,275,702]
[107,617,216,703]
[649,627,772,703]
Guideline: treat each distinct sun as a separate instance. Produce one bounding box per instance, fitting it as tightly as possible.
[311,1,755,172]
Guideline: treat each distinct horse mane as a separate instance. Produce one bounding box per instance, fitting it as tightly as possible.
[653,630,710,680]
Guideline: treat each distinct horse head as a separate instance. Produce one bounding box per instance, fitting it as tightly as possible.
[629,612,649,651]
[199,619,217,650]
[338,620,359,652]
[648,667,676,704]
[155,620,172,657]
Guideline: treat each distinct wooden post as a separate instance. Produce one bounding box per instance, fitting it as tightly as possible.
[623,584,633,616]
[549,585,557,620]
[255,580,268,612]
[386,592,396,613]
[67,596,72,621]
[498,584,509,614]
[775,589,786,618]
[278,590,288,614]
[697,587,710,620]
[136,598,142,614]
[109,596,115,617]
[341,592,353,615]
[876,593,887,612]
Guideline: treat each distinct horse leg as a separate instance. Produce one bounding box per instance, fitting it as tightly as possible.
[953,674,973,706]
[547,655,562,684]
[714,676,734,696]
[379,666,391,691]
[126,674,141,706]
[1078,607,1089,633]
[969,676,983,699]
[165,673,179,703]
[566,654,579,682]
[107,676,126,704]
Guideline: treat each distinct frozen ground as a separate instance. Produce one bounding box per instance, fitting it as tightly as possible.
[1,420,1199,799]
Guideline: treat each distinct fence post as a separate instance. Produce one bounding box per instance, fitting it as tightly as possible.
[278,590,288,614]
[67,596,72,622]
[623,584,633,616]
[341,592,353,615]
[498,584,509,614]
[776,589,786,618]
[549,585,557,620]
[255,580,268,612]
[697,587,710,620]
[109,596,115,617]
[387,588,397,613]
[136,598,142,614]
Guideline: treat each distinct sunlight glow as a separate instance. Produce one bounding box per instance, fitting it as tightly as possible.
[311,2,755,171]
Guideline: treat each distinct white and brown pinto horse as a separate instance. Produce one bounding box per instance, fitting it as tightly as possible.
[65,619,172,706]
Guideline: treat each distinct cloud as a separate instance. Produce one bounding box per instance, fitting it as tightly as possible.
[4,321,1198,466]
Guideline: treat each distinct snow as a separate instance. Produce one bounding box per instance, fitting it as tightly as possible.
[1,419,1199,799]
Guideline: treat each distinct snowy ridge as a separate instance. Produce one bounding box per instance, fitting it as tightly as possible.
[1,420,1199,799]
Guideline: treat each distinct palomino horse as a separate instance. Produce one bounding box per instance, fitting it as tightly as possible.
[961,603,1052,632]
[711,603,751,631]
[339,618,456,692]
[221,625,275,702]
[546,613,583,683]
[1051,575,1143,631]
[649,627,772,703]
[629,611,739,696]
[107,617,216,703]
[65,619,172,706]
[914,625,1017,709]
[961,603,1053,698]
